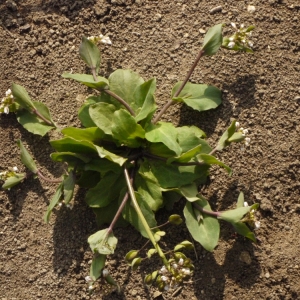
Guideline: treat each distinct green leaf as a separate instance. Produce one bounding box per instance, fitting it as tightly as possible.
[134,78,157,123]
[11,83,36,111]
[88,229,118,255]
[2,173,26,189]
[197,154,232,175]
[51,152,92,165]
[16,101,55,136]
[172,82,221,112]
[168,145,202,163]
[63,171,76,204]
[85,171,125,208]
[94,145,127,166]
[84,158,121,176]
[112,109,145,148]
[202,23,223,56]
[184,199,220,252]
[176,126,210,153]
[218,206,251,223]
[76,170,100,188]
[216,120,237,151]
[17,140,38,173]
[135,173,163,211]
[108,69,144,112]
[78,97,97,127]
[122,192,157,238]
[232,222,257,242]
[62,73,109,89]
[89,102,116,135]
[145,122,182,156]
[50,137,98,154]
[43,182,64,223]
[90,254,106,281]
[79,37,101,75]
[179,183,199,202]
[236,191,245,208]
[227,132,245,143]
[61,127,105,143]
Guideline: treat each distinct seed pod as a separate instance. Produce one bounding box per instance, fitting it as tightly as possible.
[125,250,138,263]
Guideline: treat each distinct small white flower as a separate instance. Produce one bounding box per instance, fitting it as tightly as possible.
[182,268,191,275]
[4,106,9,114]
[245,137,251,146]
[102,269,109,277]
[172,263,178,269]
[100,36,112,45]
[231,22,237,29]
[160,265,167,274]
[228,41,235,48]
[248,41,253,48]
[229,37,235,42]
[235,121,240,128]
[244,202,249,207]
[88,285,94,291]
[242,128,249,135]
[178,258,184,265]
[85,276,93,283]
[58,202,63,207]
[161,275,168,282]
[12,166,18,172]
[254,221,261,230]
[240,24,245,29]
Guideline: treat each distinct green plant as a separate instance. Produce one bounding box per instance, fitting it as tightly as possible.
[1,23,259,293]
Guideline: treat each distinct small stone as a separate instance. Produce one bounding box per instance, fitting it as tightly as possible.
[247,5,256,13]
[154,13,162,21]
[239,251,252,265]
[209,6,222,14]
[265,272,270,278]
[199,28,206,34]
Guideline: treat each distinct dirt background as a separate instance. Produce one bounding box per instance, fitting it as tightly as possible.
[0,0,299,299]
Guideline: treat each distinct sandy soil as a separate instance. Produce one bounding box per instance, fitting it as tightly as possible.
[0,0,300,299]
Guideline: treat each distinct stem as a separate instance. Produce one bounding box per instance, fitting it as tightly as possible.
[153,49,205,124]
[192,202,221,218]
[124,168,169,267]
[36,170,62,183]
[102,89,136,116]
[32,109,55,126]
[209,146,219,156]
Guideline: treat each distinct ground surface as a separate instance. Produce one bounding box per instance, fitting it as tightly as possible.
[0,0,299,299]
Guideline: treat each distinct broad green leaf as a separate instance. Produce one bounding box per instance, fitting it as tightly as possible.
[168,145,202,163]
[85,171,125,207]
[89,103,116,135]
[236,191,245,208]
[111,109,145,147]
[88,229,118,255]
[76,170,100,188]
[2,173,26,190]
[62,73,109,89]
[79,37,101,74]
[176,126,209,152]
[90,254,106,281]
[17,140,38,173]
[84,158,121,176]
[143,159,208,189]
[218,206,251,223]
[148,142,179,158]
[162,191,182,210]
[202,23,223,56]
[17,101,55,136]
[61,127,105,143]
[184,200,220,252]
[197,154,232,175]
[145,122,182,156]
[134,78,157,123]
[108,69,144,112]
[78,97,97,127]
[63,171,75,204]
[135,173,163,211]
[43,182,64,223]
[216,120,237,151]
[94,145,127,166]
[232,222,257,242]
[51,152,91,164]
[179,183,199,202]
[172,82,221,112]
[122,192,157,238]
[50,137,98,154]
[11,83,35,111]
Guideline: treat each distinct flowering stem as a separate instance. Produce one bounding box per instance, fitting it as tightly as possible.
[102,89,136,116]
[153,49,205,124]
[124,168,169,267]
[36,170,62,183]
[193,202,221,218]
[32,109,55,127]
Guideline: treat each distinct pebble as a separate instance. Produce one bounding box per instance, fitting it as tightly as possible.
[209,6,222,14]
[239,251,252,265]
[247,5,256,13]
[154,13,162,21]
[265,272,270,278]
[199,28,206,34]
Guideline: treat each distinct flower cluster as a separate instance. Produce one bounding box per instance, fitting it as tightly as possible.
[1,89,15,114]
[154,256,193,292]
[224,23,254,51]
[87,34,112,45]
[243,202,261,230]
[0,166,19,181]
[235,122,251,150]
